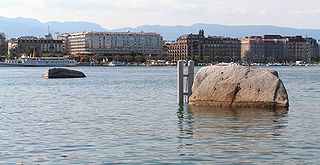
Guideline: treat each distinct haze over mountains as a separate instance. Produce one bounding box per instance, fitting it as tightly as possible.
[1,16,320,41]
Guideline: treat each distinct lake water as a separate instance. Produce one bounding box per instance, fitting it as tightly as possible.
[0,66,320,164]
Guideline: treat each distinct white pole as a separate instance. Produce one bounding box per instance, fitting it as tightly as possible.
[187,60,195,101]
[177,60,184,105]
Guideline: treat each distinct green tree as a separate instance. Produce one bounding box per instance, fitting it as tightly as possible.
[252,56,258,63]
[260,56,267,63]
[93,54,100,61]
[194,55,201,62]
[186,56,191,61]
[291,56,298,62]
[199,29,204,36]
[68,54,75,60]
[114,55,121,62]
[266,57,273,63]
[233,55,241,62]
[155,55,163,61]
[165,56,173,61]
[124,55,133,62]
[7,54,14,60]
[311,56,319,63]
[242,55,248,63]
[135,55,143,62]
[203,56,211,63]
[213,56,220,62]
[224,56,231,62]
[275,56,282,63]
[83,55,90,62]
[93,54,104,63]
[145,55,153,61]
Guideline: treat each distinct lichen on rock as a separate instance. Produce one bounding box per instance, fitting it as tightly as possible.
[189,66,289,109]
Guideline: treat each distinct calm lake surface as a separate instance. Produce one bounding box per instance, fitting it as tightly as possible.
[0,66,320,164]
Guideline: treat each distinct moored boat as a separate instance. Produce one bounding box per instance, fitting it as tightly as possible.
[0,55,79,67]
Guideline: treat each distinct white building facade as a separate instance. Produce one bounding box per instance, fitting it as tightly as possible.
[62,32,163,55]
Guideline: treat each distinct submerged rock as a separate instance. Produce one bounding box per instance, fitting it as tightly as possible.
[189,66,289,109]
[43,68,86,79]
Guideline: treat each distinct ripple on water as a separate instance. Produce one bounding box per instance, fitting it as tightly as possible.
[0,66,320,164]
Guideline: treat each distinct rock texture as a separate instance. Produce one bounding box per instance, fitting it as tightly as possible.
[189,66,288,109]
[43,68,86,79]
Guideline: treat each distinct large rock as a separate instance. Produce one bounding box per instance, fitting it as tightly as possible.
[189,66,288,109]
[43,68,86,78]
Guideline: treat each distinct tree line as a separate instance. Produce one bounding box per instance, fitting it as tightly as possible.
[73,54,173,63]
[72,54,320,63]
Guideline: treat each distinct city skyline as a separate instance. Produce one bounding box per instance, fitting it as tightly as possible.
[0,0,319,30]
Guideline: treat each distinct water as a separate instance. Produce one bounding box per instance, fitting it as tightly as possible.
[0,66,319,164]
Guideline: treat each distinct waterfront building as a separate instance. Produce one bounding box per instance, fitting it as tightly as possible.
[304,37,320,62]
[168,32,240,62]
[241,35,320,62]
[203,36,241,62]
[286,36,308,61]
[162,41,173,56]
[59,32,163,56]
[241,36,265,61]
[241,35,288,62]
[8,33,63,58]
[0,33,7,60]
[262,35,288,61]
[7,38,17,58]
[167,34,205,61]
[56,33,70,55]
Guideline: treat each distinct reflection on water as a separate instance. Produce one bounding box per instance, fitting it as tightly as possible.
[177,105,290,164]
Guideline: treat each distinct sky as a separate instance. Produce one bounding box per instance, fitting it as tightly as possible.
[0,0,319,29]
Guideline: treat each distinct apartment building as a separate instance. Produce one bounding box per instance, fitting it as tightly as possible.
[263,35,288,61]
[203,36,241,61]
[241,35,319,62]
[168,33,240,62]
[241,36,265,61]
[304,37,320,61]
[60,32,163,56]
[8,34,63,57]
[167,34,205,61]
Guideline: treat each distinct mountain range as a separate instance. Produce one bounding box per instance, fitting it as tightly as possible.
[1,16,320,41]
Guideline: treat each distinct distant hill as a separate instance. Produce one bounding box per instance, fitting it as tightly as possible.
[115,24,320,41]
[0,16,107,38]
[1,16,320,41]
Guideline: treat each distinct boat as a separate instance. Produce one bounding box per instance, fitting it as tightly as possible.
[107,61,126,66]
[0,55,79,67]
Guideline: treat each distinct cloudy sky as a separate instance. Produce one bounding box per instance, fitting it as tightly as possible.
[0,0,319,29]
